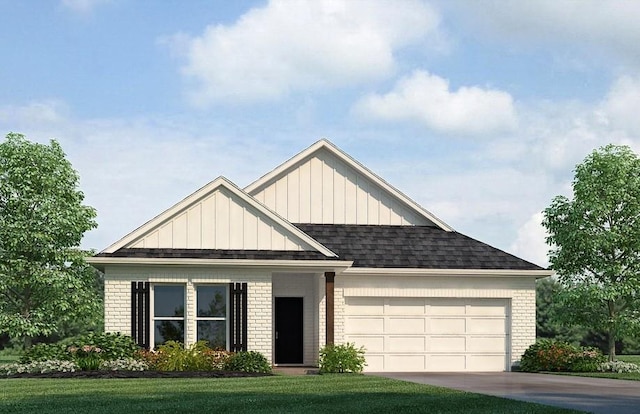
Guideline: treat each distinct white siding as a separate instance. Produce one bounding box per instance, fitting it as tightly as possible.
[126,187,313,251]
[249,149,432,225]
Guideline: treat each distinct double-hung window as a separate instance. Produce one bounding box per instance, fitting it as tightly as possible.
[196,285,227,349]
[153,285,185,347]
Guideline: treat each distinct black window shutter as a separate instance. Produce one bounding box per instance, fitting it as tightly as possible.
[229,282,248,352]
[131,281,150,349]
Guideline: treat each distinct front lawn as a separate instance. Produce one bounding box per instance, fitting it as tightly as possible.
[618,355,640,365]
[0,375,580,413]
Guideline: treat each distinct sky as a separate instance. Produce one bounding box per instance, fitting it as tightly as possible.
[2,0,640,267]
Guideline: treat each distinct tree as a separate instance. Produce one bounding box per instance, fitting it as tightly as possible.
[536,277,587,345]
[0,133,99,348]
[543,144,640,361]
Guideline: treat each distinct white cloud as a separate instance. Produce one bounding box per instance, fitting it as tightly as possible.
[168,0,442,104]
[599,75,640,137]
[447,0,640,68]
[510,212,550,268]
[353,70,517,135]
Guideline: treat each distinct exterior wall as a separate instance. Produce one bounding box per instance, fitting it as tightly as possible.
[250,148,431,226]
[272,273,320,365]
[335,273,537,368]
[103,265,273,362]
[127,186,311,251]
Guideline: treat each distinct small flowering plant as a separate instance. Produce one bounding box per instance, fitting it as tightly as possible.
[68,345,103,371]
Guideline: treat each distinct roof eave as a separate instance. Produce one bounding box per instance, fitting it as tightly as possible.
[342,267,553,278]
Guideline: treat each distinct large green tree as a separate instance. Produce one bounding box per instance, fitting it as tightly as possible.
[0,133,99,348]
[543,144,640,361]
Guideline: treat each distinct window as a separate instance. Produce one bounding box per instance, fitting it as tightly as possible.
[196,285,227,349]
[153,285,185,347]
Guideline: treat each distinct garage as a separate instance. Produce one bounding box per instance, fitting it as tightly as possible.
[344,297,510,372]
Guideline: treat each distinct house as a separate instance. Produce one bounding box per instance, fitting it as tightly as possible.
[88,139,551,372]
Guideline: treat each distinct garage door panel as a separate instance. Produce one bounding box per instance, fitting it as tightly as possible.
[346,335,384,352]
[430,318,465,334]
[388,298,425,314]
[365,355,384,371]
[466,300,508,316]
[467,355,506,371]
[386,317,425,334]
[429,302,466,315]
[467,318,506,334]
[387,355,426,371]
[387,336,425,352]
[428,355,466,371]
[345,297,384,315]
[345,317,384,334]
[467,336,506,352]
[430,336,465,352]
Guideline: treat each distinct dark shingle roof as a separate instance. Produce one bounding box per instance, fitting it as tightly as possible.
[97,225,544,271]
[294,224,544,270]
[96,248,332,261]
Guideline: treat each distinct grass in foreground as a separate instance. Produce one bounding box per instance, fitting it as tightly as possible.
[0,375,580,414]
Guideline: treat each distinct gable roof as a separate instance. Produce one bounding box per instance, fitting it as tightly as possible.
[244,139,454,231]
[295,224,544,270]
[101,176,337,257]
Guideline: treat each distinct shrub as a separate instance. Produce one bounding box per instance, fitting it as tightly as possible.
[598,361,640,373]
[67,345,103,371]
[318,343,366,374]
[224,351,272,373]
[21,343,69,363]
[101,358,149,371]
[142,341,232,371]
[520,339,605,372]
[62,332,139,361]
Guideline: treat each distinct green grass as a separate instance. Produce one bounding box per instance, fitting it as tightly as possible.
[0,375,580,414]
[618,355,640,364]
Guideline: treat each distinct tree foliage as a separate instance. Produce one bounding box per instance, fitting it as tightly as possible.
[543,144,640,361]
[0,133,99,348]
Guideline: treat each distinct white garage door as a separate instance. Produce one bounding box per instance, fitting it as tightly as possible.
[344,297,509,372]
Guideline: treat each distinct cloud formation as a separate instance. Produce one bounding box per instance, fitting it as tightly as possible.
[61,0,111,14]
[170,0,441,104]
[353,70,517,135]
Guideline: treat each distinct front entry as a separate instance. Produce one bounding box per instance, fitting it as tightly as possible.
[275,297,304,364]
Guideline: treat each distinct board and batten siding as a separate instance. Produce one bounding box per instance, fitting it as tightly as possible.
[127,186,312,251]
[249,149,430,225]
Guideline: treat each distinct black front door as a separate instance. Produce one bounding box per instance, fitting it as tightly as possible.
[275,297,303,364]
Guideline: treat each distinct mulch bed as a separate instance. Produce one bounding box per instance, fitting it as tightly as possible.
[3,370,272,379]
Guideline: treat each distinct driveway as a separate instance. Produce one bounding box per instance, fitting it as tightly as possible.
[371,372,640,414]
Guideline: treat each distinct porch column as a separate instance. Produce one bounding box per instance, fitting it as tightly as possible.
[325,271,335,345]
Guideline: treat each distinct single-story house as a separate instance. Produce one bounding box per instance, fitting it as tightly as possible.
[88,139,551,372]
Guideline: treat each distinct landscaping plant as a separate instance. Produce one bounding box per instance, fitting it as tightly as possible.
[520,339,605,372]
[140,341,233,371]
[223,351,271,373]
[318,343,366,374]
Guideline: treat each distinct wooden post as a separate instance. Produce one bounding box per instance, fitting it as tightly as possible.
[325,271,335,345]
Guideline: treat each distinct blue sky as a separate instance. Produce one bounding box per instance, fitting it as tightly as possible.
[2,0,640,266]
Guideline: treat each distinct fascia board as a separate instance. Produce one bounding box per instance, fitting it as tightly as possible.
[342,267,554,278]
[87,256,353,272]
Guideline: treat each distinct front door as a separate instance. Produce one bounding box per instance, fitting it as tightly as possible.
[275,297,303,364]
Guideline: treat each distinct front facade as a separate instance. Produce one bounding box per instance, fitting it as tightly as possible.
[89,140,551,372]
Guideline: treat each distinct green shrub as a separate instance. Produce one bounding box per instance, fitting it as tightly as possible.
[318,343,366,374]
[224,351,271,373]
[146,341,232,371]
[1,360,77,375]
[520,339,605,372]
[100,358,149,371]
[21,343,69,363]
[62,332,139,361]
[598,361,640,373]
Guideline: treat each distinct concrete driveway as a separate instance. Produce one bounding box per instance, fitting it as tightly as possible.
[371,372,640,414]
